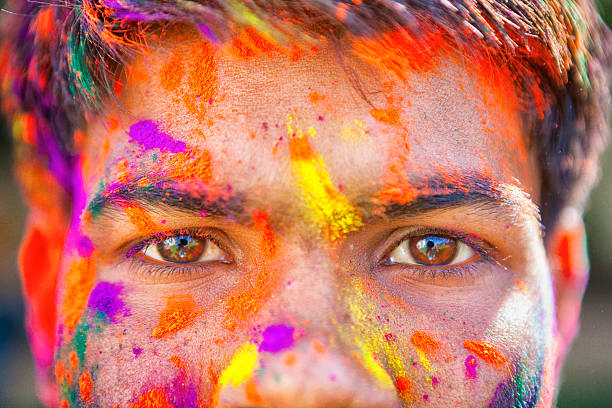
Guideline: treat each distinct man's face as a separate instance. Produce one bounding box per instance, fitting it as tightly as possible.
[51,32,557,407]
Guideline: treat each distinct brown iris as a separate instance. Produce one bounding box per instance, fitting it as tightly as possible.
[409,235,458,266]
[157,234,206,263]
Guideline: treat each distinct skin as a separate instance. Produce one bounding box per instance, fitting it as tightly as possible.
[25,31,589,407]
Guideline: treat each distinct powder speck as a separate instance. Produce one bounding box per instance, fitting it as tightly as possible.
[463,340,506,367]
[87,281,129,322]
[130,388,172,408]
[218,343,259,388]
[410,331,440,355]
[128,120,186,153]
[465,355,478,379]
[132,347,143,357]
[152,296,200,338]
[259,324,294,353]
[79,371,93,402]
[396,375,413,400]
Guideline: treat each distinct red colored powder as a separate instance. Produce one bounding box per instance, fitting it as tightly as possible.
[34,7,54,38]
[245,378,263,405]
[463,340,507,367]
[62,256,96,332]
[130,388,172,408]
[252,210,277,257]
[396,376,413,400]
[160,50,184,92]
[152,296,200,338]
[410,331,440,355]
[556,234,576,281]
[124,203,157,236]
[60,399,69,408]
[79,371,93,402]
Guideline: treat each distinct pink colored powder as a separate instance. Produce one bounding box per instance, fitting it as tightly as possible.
[127,120,186,153]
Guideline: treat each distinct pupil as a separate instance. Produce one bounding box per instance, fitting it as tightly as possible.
[179,237,188,247]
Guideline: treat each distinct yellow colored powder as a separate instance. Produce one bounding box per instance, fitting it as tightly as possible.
[415,349,433,372]
[218,343,259,388]
[286,113,363,241]
[354,340,394,390]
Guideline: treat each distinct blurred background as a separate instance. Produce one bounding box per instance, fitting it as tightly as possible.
[0,2,611,407]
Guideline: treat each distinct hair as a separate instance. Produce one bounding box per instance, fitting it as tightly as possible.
[0,0,610,228]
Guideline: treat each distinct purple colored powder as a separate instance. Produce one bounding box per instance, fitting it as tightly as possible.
[87,282,129,322]
[465,355,478,379]
[259,324,295,353]
[127,120,186,153]
[76,234,94,257]
[132,347,143,357]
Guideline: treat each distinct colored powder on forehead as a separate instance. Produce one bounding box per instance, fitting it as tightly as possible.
[127,120,186,153]
[464,341,507,367]
[410,331,440,355]
[130,388,172,408]
[87,281,129,322]
[396,376,414,400]
[166,148,213,182]
[180,41,218,121]
[259,324,294,353]
[465,355,478,379]
[286,113,363,241]
[152,296,200,338]
[124,203,157,235]
[160,50,184,92]
[62,256,96,332]
[218,343,259,388]
[79,371,93,402]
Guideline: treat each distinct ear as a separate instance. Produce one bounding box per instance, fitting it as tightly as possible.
[546,207,589,377]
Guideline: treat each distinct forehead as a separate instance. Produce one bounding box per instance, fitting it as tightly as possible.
[82,32,539,211]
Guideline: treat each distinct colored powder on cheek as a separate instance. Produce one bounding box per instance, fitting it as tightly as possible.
[152,296,200,338]
[79,371,93,402]
[259,324,294,352]
[87,281,129,322]
[218,343,259,388]
[396,375,413,400]
[353,344,394,390]
[286,113,363,241]
[465,355,478,379]
[76,234,94,257]
[132,347,142,357]
[130,388,172,408]
[464,341,507,367]
[55,360,65,385]
[252,210,277,257]
[62,256,96,332]
[410,331,440,355]
[124,203,157,236]
[127,120,186,153]
[370,107,400,125]
[245,378,263,405]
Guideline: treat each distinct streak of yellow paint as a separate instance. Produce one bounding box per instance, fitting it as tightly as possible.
[416,349,432,372]
[286,113,363,241]
[218,343,259,388]
[354,340,395,389]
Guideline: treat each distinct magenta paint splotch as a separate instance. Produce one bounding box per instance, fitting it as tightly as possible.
[259,324,295,353]
[87,282,129,322]
[76,234,94,257]
[127,120,186,153]
[465,355,478,379]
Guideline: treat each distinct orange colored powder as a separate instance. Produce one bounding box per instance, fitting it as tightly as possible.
[396,375,413,400]
[55,360,65,385]
[152,296,200,338]
[182,41,218,121]
[463,340,507,367]
[60,399,69,408]
[69,350,79,371]
[62,255,96,332]
[370,108,400,125]
[245,378,263,405]
[34,7,54,38]
[160,50,184,92]
[130,388,172,408]
[124,203,157,236]
[166,148,212,182]
[224,268,277,330]
[79,371,93,402]
[410,331,440,355]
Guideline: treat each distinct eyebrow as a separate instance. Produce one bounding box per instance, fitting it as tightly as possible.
[87,180,247,222]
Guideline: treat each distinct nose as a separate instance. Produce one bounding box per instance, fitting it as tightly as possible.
[216,338,400,408]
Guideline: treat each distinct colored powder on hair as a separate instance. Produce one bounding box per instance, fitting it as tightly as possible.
[464,341,507,367]
[286,113,363,241]
[259,324,294,352]
[62,256,96,332]
[218,343,259,388]
[87,281,129,322]
[410,331,440,355]
[79,371,93,402]
[127,120,186,153]
[396,375,414,400]
[465,355,478,379]
[124,203,157,236]
[160,50,184,92]
[130,388,172,408]
[152,296,200,338]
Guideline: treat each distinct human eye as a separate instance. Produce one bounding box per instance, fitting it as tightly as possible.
[121,228,234,282]
[385,233,479,267]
